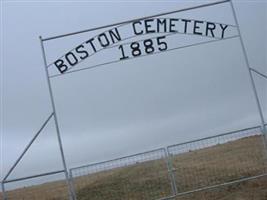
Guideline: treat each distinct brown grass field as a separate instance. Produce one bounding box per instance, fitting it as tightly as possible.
[1,135,267,200]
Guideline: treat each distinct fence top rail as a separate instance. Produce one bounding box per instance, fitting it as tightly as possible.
[167,124,266,149]
[3,170,65,184]
[41,0,230,42]
[70,147,166,172]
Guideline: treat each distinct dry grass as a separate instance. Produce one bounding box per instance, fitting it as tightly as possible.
[1,135,267,200]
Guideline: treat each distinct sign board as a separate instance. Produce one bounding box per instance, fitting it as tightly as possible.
[45,2,239,78]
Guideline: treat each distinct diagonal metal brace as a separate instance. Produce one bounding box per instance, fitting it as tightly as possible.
[2,112,54,182]
[250,67,267,80]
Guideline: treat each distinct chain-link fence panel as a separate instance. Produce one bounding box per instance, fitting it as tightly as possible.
[173,175,267,200]
[167,126,267,194]
[70,148,173,200]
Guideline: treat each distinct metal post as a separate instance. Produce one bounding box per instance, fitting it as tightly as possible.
[1,182,7,200]
[164,148,178,195]
[69,170,77,200]
[249,67,267,150]
[39,36,76,200]
[229,0,266,136]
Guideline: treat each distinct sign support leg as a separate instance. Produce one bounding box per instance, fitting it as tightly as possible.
[39,36,76,200]
[1,182,7,200]
[229,0,266,136]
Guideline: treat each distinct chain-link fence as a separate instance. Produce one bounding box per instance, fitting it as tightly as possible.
[1,125,267,200]
[172,175,267,200]
[167,126,267,194]
[70,148,173,200]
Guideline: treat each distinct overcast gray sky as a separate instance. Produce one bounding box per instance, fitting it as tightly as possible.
[1,0,266,187]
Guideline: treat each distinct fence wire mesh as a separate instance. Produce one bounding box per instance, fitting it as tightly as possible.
[0,171,69,200]
[173,175,267,200]
[70,148,173,200]
[167,126,267,194]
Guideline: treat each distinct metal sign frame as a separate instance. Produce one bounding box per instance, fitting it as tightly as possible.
[2,1,266,200]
